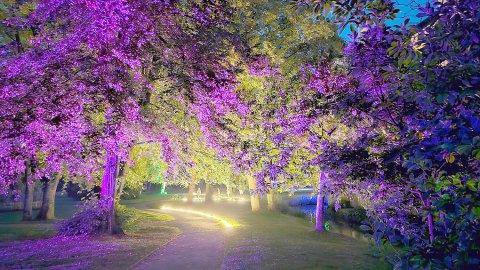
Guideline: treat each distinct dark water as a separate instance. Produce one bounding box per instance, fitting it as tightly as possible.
[291,205,368,242]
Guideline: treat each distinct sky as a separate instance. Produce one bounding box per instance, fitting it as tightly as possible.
[339,0,430,40]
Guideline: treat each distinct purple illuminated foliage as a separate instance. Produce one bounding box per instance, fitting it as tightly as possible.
[1,0,479,268]
[265,0,480,268]
[0,0,246,191]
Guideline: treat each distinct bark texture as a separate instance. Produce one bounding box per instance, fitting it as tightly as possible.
[37,174,61,220]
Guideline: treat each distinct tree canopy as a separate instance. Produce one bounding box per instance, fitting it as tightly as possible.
[1,0,479,268]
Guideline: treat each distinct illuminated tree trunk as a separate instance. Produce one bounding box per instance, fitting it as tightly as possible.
[247,175,260,212]
[426,198,434,244]
[267,188,275,211]
[415,191,435,244]
[205,183,214,204]
[187,181,196,203]
[160,182,167,194]
[100,153,118,234]
[37,174,61,220]
[315,172,327,231]
[22,164,34,221]
[315,194,324,231]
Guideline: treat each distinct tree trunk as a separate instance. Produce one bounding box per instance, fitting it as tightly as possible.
[426,198,434,244]
[115,161,126,199]
[22,164,34,221]
[116,176,126,199]
[187,181,196,203]
[205,183,214,204]
[226,185,232,197]
[160,182,167,194]
[247,175,260,211]
[315,172,327,231]
[267,188,275,211]
[37,174,61,220]
[315,194,324,231]
[100,153,118,234]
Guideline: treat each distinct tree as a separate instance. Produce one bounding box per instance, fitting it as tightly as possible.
[286,0,480,268]
[208,0,343,212]
[1,0,249,233]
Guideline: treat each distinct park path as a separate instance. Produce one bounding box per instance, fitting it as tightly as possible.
[132,208,228,270]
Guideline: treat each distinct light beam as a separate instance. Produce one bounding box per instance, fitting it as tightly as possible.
[160,206,234,228]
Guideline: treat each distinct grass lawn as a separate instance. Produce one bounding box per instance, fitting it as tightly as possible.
[1,193,391,269]
[0,194,179,269]
[126,193,392,270]
[0,195,80,242]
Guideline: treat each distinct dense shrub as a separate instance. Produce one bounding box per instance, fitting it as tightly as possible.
[334,208,366,224]
[115,204,139,232]
[56,198,109,236]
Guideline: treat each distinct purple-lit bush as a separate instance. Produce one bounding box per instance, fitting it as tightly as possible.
[56,198,109,236]
[279,0,480,268]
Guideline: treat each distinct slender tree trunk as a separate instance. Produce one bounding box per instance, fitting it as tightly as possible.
[161,182,167,194]
[226,185,232,197]
[116,176,126,199]
[315,194,324,231]
[37,174,61,220]
[187,181,196,203]
[426,198,434,244]
[115,161,126,199]
[15,30,23,53]
[267,188,275,211]
[205,183,214,204]
[22,164,34,221]
[247,175,260,211]
[100,153,118,234]
[315,172,327,231]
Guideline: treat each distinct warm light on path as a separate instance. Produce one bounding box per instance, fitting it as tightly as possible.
[160,206,233,228]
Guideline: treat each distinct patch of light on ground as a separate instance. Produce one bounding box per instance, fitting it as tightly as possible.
[160,206,234,228]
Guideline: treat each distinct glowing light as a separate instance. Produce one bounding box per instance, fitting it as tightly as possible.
[161,206,234,228]
[324,221,331,231]
[182,197,188,202]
